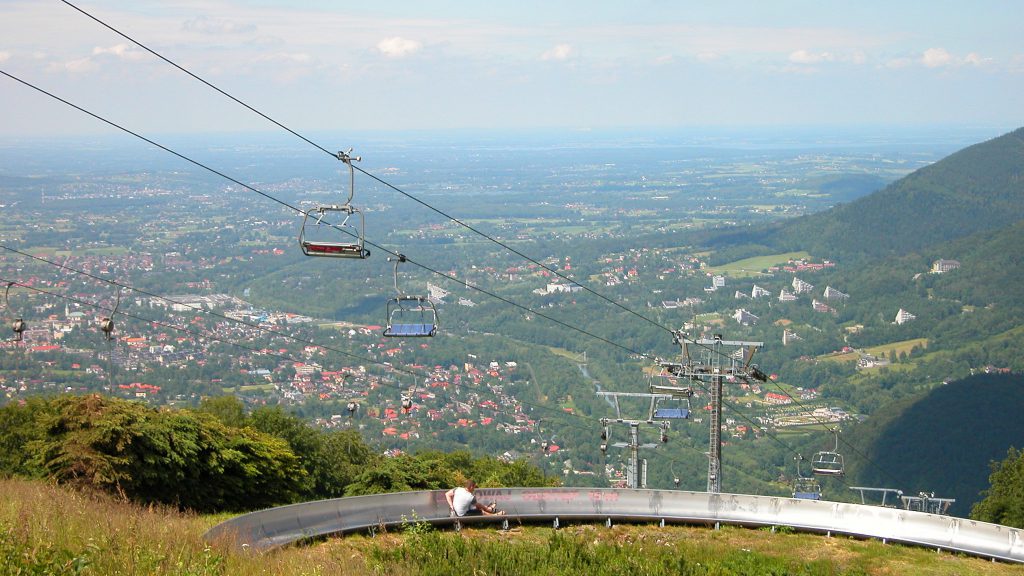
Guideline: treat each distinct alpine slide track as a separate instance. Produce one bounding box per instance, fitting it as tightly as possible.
[204,487,1024,563]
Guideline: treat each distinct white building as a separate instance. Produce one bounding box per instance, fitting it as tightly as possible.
[894,308,916,325]
[823,286,849,301]
[732,308,759,326]
[792,277,815,294]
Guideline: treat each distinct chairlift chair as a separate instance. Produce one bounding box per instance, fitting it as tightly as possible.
[3,282,25,342]
[792,454,822,500]
[811,429,845,476]
[650,383,692,420]
[383,255,437,338]
[298,149,370,259]
[99,289,122,341]
[299,205,370,258]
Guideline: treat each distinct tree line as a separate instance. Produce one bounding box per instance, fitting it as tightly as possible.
[0,394,555,513]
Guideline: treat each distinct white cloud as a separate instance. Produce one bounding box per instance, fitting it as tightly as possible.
[183,16,256,35]
[963,52,992,67]
[922,47,953,68]
[377,37,422,58]
[55,57,98,74]
[884,57,914,69]
[255,52,312,64]
[789,49,834,64]
[695,51,721,63]
[1011,54,1024,73]
[92,44,147,62]
[0,51,10,63]
[541,44,574,61]
[654,54,674,65]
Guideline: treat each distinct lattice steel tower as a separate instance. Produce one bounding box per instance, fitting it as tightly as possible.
[659,332,766,493]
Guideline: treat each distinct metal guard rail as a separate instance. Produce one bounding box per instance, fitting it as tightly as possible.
[203,488,1024,563]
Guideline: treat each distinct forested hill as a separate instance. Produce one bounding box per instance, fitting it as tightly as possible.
[845,372,1024,518]
[765,126,1024,261]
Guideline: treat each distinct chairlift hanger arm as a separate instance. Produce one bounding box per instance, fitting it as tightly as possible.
[4,281,26,342]
[100,288,121,340]
[337,148,361,206]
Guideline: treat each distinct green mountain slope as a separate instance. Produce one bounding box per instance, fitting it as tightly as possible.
[771,127,1024,261]
[847,372,1024,517]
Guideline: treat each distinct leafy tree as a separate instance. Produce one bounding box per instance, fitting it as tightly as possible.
[27,394,305,512]
[197,395,247,428]
[972,447,1024,528]
[345,453,451,496]
[0,397,52,478]
[314,428,378,498]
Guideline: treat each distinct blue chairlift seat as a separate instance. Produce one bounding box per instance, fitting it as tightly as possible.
[793,476,822,500]
[384,323,436,337]
[383,295,438,338]
[653,408,690,419]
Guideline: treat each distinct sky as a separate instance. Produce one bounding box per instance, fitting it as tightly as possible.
[0,0,1022,138]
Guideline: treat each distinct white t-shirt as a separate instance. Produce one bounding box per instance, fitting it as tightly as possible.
[452,487,476,516]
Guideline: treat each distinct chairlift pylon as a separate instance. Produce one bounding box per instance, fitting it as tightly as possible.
[383,255,437,338]
[811,428,845,477]
[3,282,26,342]
[298,149,370,259]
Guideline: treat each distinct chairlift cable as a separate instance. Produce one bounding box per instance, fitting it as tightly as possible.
[0,69,898,489]
[0,267,614,444]
[0,71,639,359]
[49,4,840,381]
[58,0,337,160]
[57,0,674,336]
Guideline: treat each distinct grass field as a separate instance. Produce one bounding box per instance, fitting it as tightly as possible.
[820,338,929,364]
[47,246,131,257]
[2,478,1020,575]
[705,251,811,277]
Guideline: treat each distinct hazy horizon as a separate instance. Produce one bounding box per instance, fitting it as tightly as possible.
[1,1,1021,138]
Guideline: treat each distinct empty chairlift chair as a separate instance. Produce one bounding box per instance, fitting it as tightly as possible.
[650,381,693,420]
[811,429,845,477]
[383,255,437,338]
[298,149,370,259]
[793,454,822,500]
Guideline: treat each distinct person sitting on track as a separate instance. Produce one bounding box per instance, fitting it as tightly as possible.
[445,479,504,516]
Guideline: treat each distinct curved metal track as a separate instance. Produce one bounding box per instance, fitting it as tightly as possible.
[204,488,1024,563]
